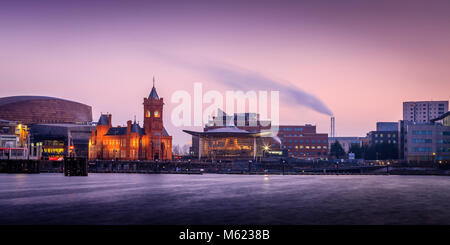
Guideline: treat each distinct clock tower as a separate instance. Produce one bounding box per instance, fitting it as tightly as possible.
[143,77,164,159]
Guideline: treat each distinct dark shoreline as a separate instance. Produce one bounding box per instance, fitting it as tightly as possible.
[34,167,450,176]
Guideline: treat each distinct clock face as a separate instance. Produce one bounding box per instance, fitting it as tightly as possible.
[154,111,159,117]
[146,110,151,118]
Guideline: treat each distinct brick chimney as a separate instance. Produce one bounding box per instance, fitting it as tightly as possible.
[108,114,112,127]
[127,120,132,134]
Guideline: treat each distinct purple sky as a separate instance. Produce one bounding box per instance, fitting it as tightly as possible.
[1,0,450,146]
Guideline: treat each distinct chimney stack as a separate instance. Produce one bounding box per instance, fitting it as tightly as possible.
[330,117,335,138]
[127,120,132,133]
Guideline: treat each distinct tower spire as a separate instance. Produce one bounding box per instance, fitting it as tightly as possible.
[148,76,159,99]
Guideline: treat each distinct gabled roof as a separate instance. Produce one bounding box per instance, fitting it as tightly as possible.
[163,127,170,136]
[105,122,146,136]
[105,127,127,136]
[97,114,109,125]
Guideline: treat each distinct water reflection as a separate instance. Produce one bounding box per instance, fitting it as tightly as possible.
[0,173,450,225]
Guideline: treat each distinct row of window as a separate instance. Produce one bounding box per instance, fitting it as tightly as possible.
[291,152,327,156]
[412,130,432,135]
[410,147,450,153]
[282,128,305,131]
[103,139,140,147]
[412,147,432,152]
[412,131,450,136]
[374,134,397,138]
[374,140,396,144]
[283,145,328,150]
[145,110,160,118]
[280,139,327,144]
[412,139,432,143]
[437,139,450,144]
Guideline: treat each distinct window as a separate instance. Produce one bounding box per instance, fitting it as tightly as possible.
[412,139,432,143]
[154,111,160,117]
[437,139,450,144]
[412,130,432,135]
[412,147,432,152]
[146,110,151,118]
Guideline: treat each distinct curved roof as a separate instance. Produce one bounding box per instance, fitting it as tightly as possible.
[0,95,93,124]
[183,126,261,137]
[0,96,90,107]
[206,126,250,133]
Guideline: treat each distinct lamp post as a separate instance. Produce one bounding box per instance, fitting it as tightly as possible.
[187,159,191,173]
[432,152,436,167]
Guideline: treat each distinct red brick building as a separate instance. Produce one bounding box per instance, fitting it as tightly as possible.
[89,82,172,161]
[274,125,328,160]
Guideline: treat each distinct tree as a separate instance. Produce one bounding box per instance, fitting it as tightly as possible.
[348,143,364,159]
[173,144,181,155]
[329,141,346,159]
[362,143,398,160]
[182,144,190,155]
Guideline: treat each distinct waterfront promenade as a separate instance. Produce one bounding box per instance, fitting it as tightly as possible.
[1,158,449,176]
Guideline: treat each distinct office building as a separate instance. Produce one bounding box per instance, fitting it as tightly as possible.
[403,101,448,123]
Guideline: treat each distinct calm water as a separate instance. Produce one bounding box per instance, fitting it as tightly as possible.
[1,173,450,225]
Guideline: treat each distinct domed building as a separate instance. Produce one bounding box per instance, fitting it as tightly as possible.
[0,96,92,124]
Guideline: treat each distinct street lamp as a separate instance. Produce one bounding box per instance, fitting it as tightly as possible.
[263,145,269,158]
[432,152,436,166]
